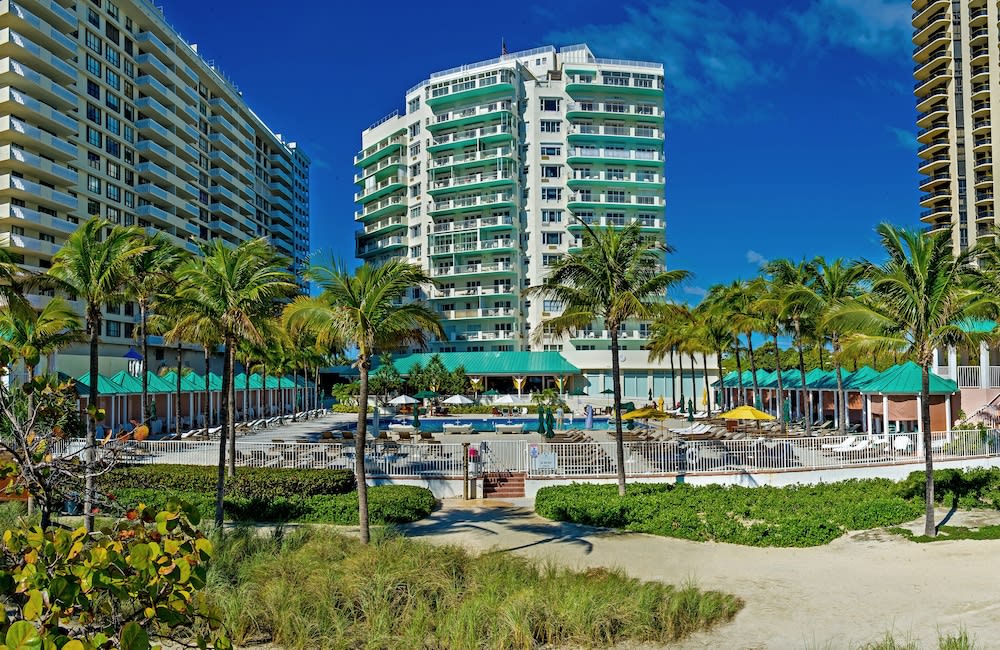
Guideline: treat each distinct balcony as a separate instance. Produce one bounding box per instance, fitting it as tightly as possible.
[920,203,951,220]
[913,68,950,94]
[569,329,650,341]
[568,215,663,230]
[0,56,73,109]
[210,202,236,220]
[916,102,948,127]
[268,180,293,200]
[431,214,514,233]
[354,155,404,183]
[429,147,515,171]
[567,147,663,164]
[0,28,74,83]
[358,235,406,257]
[915,87,948,112]
[431,262,516,278]
[209,132,238,156]
[0,1,75,56]
[917,119,948,141]
[431,285,514,299]
[912,48,948,73]
[454,330,516,342]
[355,174,406,204]
[568,171,662,187]
[209,184,238,204]
[441,307,515,320]
[0,202,76,235]
[0,143,76,184]
[919,189,952,206]
[430,239,515,256]
[209,114,238,140]
[136,96,185,132]
[566,75,663,98]
[427,101,514,132]
[136,74,176,107]
[0,115,75,160]
[355,194,406,222]
[362,215,407,235]
[136,138,173,165]
[135,117,173,146]
[566,101,663,122]
[429,192,516,215]
[136,203,172,224]
[428,124,513,153]
[429,170,515,195]
[567,123,662,143]
[918,173,950,190]
[912,28,948,59]
[0,231,58,256]
[136,160,174,185]
[135,182,171,203]
[918,153,949,172]
[209,150,239,173]
[567,192,665,209]
[0,173,74,210]
[426,75,515,108]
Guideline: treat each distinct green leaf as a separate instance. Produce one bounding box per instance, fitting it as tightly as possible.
[128,544,150,570]
[5,621,40,650]
[60,641,85,650]
[119,622,149,650]
[22,590,43,622]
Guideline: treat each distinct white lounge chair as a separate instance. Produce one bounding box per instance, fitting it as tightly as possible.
[495,423,525,434]
[822,435,856,450]
[443,423,475,435]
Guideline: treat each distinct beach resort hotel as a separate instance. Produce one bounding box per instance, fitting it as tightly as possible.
[353,44,719,404]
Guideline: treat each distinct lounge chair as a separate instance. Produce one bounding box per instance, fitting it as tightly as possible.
[206,426,223,437]
[180,428,206,439]
[822,435,856,450]
[395,429,415,442]
[495,423,525,434]
[443,423,474,435]
[417,430,440,444]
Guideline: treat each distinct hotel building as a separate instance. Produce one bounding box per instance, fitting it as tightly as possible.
[355,44,718,402]
[0,0,309,376]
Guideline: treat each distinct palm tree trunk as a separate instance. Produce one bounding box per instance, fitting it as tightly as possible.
[734,338,744,406]
[774,331,786,434]
[746,332,760,407]
[610,330,626,496]
[356,353,372,544]
[921,362,936,537]
[215,336,232,529]
[833,334,848,434]
[704,353,713,416]
[669,348,677,408]
[291,368,298,422]
[140,299,148,424]
[175,341,182,437]
[263,365,269,417]
[84,310,100,533]
[314,367,320,411]
[203,346,210,431]
[227,345,236,477]
[677,348,685,408]
[688,353,697,409]
[795,321,811,436]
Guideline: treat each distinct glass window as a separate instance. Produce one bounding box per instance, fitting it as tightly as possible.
[105,138,120,157]
[86,54,101,77]
[87,175,101,193]
[542,232,562,245]
[105,115,120,135]
[540,98,560,111]
[540,145,561,156]
[86,80,100,100]
[105,92,120,112]
[105,69,120,90]
[539,120,561,133]
[106,184,121,202]
[85,30,102,54]
[542,165,560,178]
[86,102,101,123]
[541,188,561,200]
[541,210,562,223]
[86,126,102,147]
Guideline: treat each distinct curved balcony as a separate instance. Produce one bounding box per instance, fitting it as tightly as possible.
[917,137,949,155]
[971,65,990,83]
[427,102,514,133]
[362,215,407,236]
[566,101,663,123]
[975,173,993,187]
[973,136,992,151]
[566,76,663,99]
[971,46,990,65]
[919,173,950,191]
[918,153,949,173]
[427,124,513,154]
[431,214,514,234]
[911,0,949,30]
[567,147,663,165]
[354,133,406,168]
[917,119,948,141]
[913,28,949,58]
[429,192,516,216]
[567,215,662,230]
[426,77,515,109]
[430,285,514,300]
[971,82,991,101]
[974,156,993,170]
[916,87,948,112]
[913,48,949,73]
[357,235,406,258]
[354,194,406,223]
[969,27,990,46]
[567,123,661,145]
[916,102,949,127]
[429,147,515,172]
[976,191,994,205]
[428,170,515,196]
[354,174,406,204]
[440,307,516,321]
[969,6,989,24]
[431,262,517,278]
[913,68,950,94]
[354,155,404,184]
[975,208,996,222]
[919,202,951,222]
[919,188,951,206]
[567,192,665,210]
[972,101,991,117]
[973,119,992,134]
[429,239,515,257]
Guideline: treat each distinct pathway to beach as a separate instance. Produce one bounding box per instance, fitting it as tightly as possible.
[400,500,1000,649]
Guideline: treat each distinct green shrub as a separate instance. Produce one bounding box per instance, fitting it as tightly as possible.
[331,404,359,413]
[894,467,1000,509]
[100,465,356,500]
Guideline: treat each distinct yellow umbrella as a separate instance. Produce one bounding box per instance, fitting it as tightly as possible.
[621,406,670,420]
[717,405,774,421]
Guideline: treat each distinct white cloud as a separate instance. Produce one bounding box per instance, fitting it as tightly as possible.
[746,250,768,267]
[787,0,912,57]
[683,285,708,298]
[888,126,918,152]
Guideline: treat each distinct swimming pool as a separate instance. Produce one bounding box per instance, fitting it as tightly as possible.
[374,415,613,433]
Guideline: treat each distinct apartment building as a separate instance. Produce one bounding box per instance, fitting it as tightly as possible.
[0,0,309,377]
[913,0,994,249]
[355,44,718,401]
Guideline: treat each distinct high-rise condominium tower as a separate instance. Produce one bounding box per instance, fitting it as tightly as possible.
[0,0,310,374]
[354,44,665,359]
[913,0,994,250]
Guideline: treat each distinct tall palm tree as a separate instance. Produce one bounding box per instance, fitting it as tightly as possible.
[832,224,995,537]
[284,259,442,545]
[727,279,765,407]
[0,247,35,318]
[0,298,83,381]
[792,257,865,433]
[693,302,732,415]
[175,238,296,528]
[754,278,787,432]
[528,221,689,496]
[48,217,150,532]
[647,305,685,409]
[129,233,185,424]
[703,283,745,408]
[765,259,817,435]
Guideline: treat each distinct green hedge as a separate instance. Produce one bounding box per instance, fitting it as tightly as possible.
[111,485,435,525]
[100,465,356,501]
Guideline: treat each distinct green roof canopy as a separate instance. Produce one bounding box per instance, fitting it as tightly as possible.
[389,351,579,376]
[75,373,127,396]
[234,372,266,390]
[160,371,205,392]
[843,366,880,390]
[278,376,296,389]
[859,361,958,395]
[109,371,144,394]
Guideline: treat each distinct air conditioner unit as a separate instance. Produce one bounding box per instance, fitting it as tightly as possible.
[541,155,550,160]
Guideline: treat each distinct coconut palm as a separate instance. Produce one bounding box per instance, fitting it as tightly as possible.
[831,224,995,537]
[284,259,442,544]
[703,283,746,408]
[0,298,83,381]
[754,277,788,432]
[647,305,685,409]
[528,221,689,496]
[129,233,186,424]
[0,247,36,318]
[175,237,296,528]
[48,217,150,532]
[790,257,865,433]
[726,279,766,407]
[693,302,732,414]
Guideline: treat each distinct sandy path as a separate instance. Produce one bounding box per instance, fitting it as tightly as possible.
[400,502,1000,649]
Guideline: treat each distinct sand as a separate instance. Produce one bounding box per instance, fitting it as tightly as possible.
[400,502,1000,649]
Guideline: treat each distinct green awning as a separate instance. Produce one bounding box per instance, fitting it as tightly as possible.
[388,351,579,376]
[264,375,281,389]
[75,372,128,396]
[859,361,958,395]
[278,376,296,389]
[161,371,207,392]
[145,371,178,394]
[109,371,143,394]
[843,366,880,390]
[248,373,265,389]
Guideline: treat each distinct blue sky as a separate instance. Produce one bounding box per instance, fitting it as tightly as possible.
[162,0,917,301]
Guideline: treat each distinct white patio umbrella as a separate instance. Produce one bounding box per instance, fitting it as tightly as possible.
[389,394,419,405]
[494,394,516,404]
[442,394,474,405]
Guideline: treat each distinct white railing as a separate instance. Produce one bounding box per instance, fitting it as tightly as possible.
[83,431,1000,479]
[430,193,514,212]
[431,170,514,190]
[432,262,514,277]
[431,285,513,298]
[957,366,981,387]
[430,147,513,169]
[431,215,513,233]
[441,307,514,319]
[431,124,512,146]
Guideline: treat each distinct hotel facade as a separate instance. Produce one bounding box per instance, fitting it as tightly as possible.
[355,44,717,403]
[0,0,309,377]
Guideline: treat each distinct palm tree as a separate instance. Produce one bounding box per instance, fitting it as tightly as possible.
[754,278,787,432]
[0,247,36,317]
[792,257,864,433]
[48,217,150,532]
[175,238,296,528]
[129,233,185,425]
[647,305,684,409]
[765,259,817,435]
[727,279,766,407]
[528,221,689,496]
[0,298,83,381]
[693,302,732,415]
[703,283,745,408]
[832,224,995,537]
[284,259,442,545]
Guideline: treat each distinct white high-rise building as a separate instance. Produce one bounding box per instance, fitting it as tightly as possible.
[0,0,310,376]
[355,45,717,403]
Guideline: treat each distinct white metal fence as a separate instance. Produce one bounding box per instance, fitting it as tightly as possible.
[72,431,1000,479]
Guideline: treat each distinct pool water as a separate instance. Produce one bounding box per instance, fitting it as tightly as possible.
[374,415,613,433]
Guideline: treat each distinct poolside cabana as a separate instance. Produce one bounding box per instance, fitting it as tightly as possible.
[858,361,959,437]
[387,351,581,397]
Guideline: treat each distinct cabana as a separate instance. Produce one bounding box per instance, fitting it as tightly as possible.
[859,361,959,438]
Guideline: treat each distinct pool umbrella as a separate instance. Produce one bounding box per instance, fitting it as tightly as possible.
[783,399,792,423]
[537,408,545,434]
[601,387,615,407]
[389,394,418,405]
[717,405,775,421]
[443,394,474,405]
[687,399,694,422]
[482,389,499,396]
[621,406,669,420]
[414,390,439,399]
[545,408,556,439]
[569,387,586,396]
[584,404,594,429]
[412,408,420,428]
[495,394,516,404]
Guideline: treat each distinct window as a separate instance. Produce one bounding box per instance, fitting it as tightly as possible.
[124,37,132,56]
[106,1,119,21]
[123,147,133,164]
[123,124,134,143]
[607,190,626,203]
[540,98,560,111]
[105,70,120,93]
[106,206,120,223]
[87,175,102,193]
[106,161,120,179]
[540,145,561,156]
[410,183,421,197]
[86,126,102,147]
[105,92,120,112]
[410,245,421,258]
[539,120,561,133]
[104,23,120,44]
[541,188,562,200]
[85,30,102,54]
[104,46,120,68]
[106,184,121,202]
[542,232,562,245]
[86,102,102,123]
[407,96,420,112]
[542,165,560,178]
[542,254,562,267]
[86,54,101,77]
[123,59,134,79]
[543,345,563,351]
[123,80,133,99]
[87,199,100,216]
[124,190,134,208]
[123,104,133,121]
[409,142,421,157]
[38,233,55,243]
[87,80,100,100]
[87,151,100,170]
[105,114,120,135]
[408,122,420,137]
[541,210,562,223]
[124,169,133,186]
[106,321,121,337]
[105,138,120,157]
[409,162,421,177]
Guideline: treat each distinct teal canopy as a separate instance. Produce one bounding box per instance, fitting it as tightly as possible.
[160,370,204,392]
[389,351,579,376]
[75,373,128,396]
[843,366,880,390]
[858,361,958,395]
